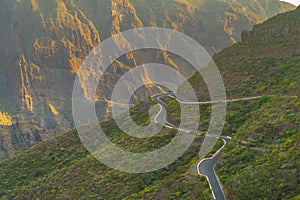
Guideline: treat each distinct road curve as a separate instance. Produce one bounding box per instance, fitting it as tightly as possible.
[152,93,298,200]
[197,137,230,200]
[152,93,230,200]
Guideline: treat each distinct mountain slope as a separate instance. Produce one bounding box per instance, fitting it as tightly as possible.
[0,0,295,159]
[0,101,214,199]
[0,5,299,199]
[189,6,300,101]
[220,96,299,199]
[217,7,300,199]
[186,6,300,199]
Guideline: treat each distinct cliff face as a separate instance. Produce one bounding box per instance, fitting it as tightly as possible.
[0,0,295,158]
[0,0,102,157]
[0,6,299,198]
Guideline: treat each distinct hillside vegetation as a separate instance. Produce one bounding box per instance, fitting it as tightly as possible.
[189,6,300,199]
[217,9,300,199]
[0,101,213,199]
[0,0,295,158]
[0,3,299,200]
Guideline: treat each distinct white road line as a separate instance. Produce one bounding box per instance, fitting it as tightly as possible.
[152,93,297,200]
[197,138,228,200]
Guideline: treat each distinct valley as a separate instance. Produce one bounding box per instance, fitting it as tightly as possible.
[0,1,299,199]
[0,0,295,158]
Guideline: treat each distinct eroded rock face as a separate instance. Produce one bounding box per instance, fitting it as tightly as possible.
[247,7,300,45]
[0,0,295,158]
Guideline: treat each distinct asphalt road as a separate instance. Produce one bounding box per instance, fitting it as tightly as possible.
[152,93,192,132]
[198,137,230,200]
[152,93,230,200]
[152,92,297,200]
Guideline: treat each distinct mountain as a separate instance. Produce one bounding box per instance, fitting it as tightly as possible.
[0,4,299,200]
[166,6,300,199]
[0,0,295,159]
[217,7,300,199]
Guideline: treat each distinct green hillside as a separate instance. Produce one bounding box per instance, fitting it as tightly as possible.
[188,6,300,199]
[0,101,213,199]
[0,3,299,200]
[220,96,299,199]
[217,9,300,199]
[0,0,295,159]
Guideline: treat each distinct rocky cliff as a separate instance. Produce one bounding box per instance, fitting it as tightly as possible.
[0,5,299,197]
[0,0,295,158]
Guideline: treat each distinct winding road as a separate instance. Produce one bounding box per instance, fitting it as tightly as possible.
[152,93,297,199]
[152,93,231,200]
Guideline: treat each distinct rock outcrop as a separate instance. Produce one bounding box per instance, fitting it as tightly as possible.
[0,0,295,158]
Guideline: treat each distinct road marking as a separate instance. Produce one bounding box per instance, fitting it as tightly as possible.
[152,93,297,200]
[197,138,228,200]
